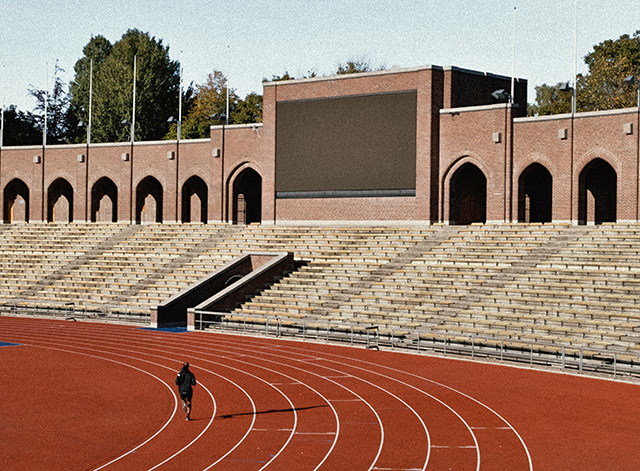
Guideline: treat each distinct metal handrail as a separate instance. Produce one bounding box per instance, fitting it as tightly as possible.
[193,309,640,380]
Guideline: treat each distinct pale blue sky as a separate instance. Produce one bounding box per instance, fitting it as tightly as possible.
[0,0,638,112]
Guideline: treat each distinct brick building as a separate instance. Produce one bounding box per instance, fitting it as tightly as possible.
[0,64,637,225]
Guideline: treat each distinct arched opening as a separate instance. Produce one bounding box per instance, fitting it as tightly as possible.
[47,178,74,223]
[91,177,118,222]
[3,179,30,223]
[232,168,262,224]
[518,163,552,223]
[578,158,617,225]
[181,176,208,223]
[136,176,163,224]
[449,163,486,225]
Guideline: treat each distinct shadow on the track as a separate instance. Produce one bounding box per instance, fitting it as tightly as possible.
[214,404,327,420]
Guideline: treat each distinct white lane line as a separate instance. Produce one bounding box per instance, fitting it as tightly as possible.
[254,340,534,471]
[5,324,316,471]
[1,327,228,469]
[196,341,430,471]
[5,342,179,471]
[81,327,372,471]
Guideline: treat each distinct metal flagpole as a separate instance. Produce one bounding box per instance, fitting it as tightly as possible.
[43,62,48,147]
[88,59,93,144]
[510,6,516,104]
[226,45,230,125]
[573,0,577,115]
[1,64,5,148]
[178,59,182,141]
[131,55,137,143]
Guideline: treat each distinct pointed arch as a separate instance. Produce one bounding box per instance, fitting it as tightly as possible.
[136,176,163,224]
[578,158,617,225]
[229,167,262,225]
[449,162,486,225]
[181,176,208,223]
[91,177,118,222]
[3,179,30,223]
[47,178,74,223]
[518,163,552,223]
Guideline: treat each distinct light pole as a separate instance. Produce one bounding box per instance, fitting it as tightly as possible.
[625,75,640,221]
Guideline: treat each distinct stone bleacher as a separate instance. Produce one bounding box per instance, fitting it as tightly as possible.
[2,222,640,362]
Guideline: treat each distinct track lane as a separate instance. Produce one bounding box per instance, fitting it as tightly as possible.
[5,318,640,470]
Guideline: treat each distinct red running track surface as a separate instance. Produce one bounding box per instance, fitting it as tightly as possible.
[1,317,639,470]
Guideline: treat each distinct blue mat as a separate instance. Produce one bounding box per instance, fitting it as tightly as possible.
[0,341,21,347]
[139,327,189,333]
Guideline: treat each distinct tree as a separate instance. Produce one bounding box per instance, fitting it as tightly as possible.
[166,70,239,139]
[336,58,385,75]
[69,29,180,143]
[232,92,263,124]
[28,60,70,144]
[67,35,113,143]
[1,105,41,146]
[581,31,640,110]
[529,31,640,115]
[527,82,573,116]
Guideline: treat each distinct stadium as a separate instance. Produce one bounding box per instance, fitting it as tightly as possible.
[2,63,640,470]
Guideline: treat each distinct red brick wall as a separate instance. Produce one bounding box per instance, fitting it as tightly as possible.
[439,104,512,223]
[514,109,639,223]
[1,65,637,226]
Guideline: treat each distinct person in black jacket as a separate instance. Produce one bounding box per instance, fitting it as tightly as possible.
[175,362,197,421]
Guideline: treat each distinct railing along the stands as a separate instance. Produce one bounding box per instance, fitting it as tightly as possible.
[0,301,149,324]
[194,309,640,380]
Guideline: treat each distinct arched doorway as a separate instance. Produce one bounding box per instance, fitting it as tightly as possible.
[518,163,552,223]
[449,163,486,225]
[91,177,118,222]
[47,178,74,223]
[182,176,208,223]
[578,158,616,225]
[232,168,262,225]
[3,179,29,223]
[136,176,163,224]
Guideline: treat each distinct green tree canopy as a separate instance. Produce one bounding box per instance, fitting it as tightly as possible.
[529,30,640,115]
[581,31,640,110]
[1,105,41,146]
[528,82,573,116]
[336,58,385,75]
[232,92,263,124]
[69,29,180,143]
[166,70,239,139]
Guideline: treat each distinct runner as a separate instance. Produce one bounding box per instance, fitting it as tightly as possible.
[175,362,197,421]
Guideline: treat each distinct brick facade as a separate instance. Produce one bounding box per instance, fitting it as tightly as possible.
[1,64,638,225]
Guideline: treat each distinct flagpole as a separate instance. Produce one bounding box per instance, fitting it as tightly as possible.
[510,6,516,104]
[131,55,136,143]
[573,0,577,115]
[88,59,93,144]
[178,58,183,141]
[43,62,48,147]
[226,45,230,125]
[1,64,5,148]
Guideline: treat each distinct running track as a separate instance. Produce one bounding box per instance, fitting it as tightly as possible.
[1,317,640,470]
